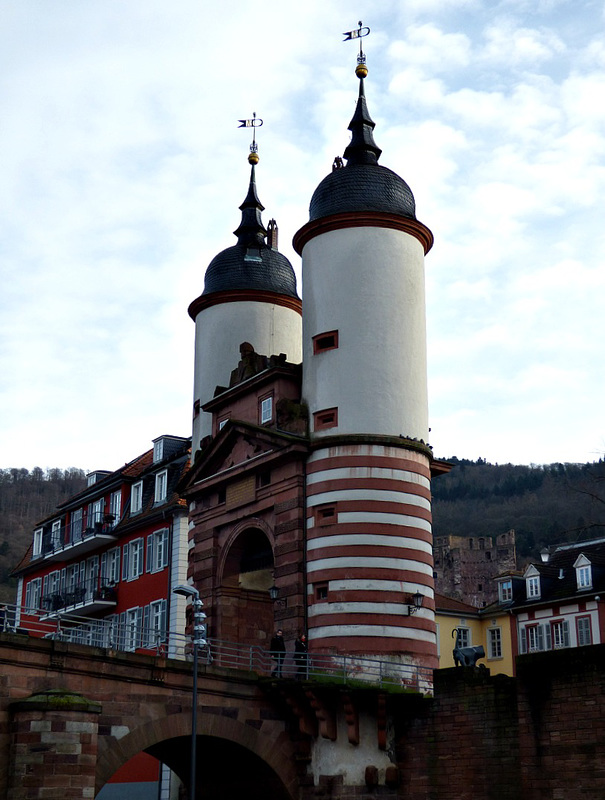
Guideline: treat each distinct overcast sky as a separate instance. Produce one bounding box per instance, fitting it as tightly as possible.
[1,0,604,472]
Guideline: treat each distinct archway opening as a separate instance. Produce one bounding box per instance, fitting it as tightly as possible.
[146,735,293,800]
[218,527,275,648]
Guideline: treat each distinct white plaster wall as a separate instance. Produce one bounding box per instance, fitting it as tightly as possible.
[302,226,428,441]
[311,709,394,786]
[192,300,302,449]
[167,511,192,657]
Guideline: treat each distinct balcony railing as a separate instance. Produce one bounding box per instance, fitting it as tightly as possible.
[41,578,118,616]
[2,602,434,693]
[38,514,118,562]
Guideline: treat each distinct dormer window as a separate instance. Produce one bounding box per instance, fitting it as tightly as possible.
[153,439,164,463]
[131,481,143,515]
[525,565,541,599]
[574,554,592,590]
[33,528,43,557]
[154,470,168,504]
[498,578,513,603]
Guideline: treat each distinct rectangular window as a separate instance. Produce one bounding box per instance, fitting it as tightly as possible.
[153,439,164,463]
[131,481,143,515]
[498,580,513,602]
[33,528,43,558]
[488,627,502,659]
[123,538,144,581]
[315,583,329,601]
[146,528,169,573]
[316,505,337,526]
[526,624,545,653]
[109,491,121,527]
[577,616,592,646]
[125,607,143,652]
[260,395,273,425]
[218,417,229,431]
[526,576,540,599]
[551,619,570,649]
[577,565,592,589]
[90,498,104,528]
[456,627,470,648]
[50,520,62,552]
[70,508,83,543]
[102,547,121,585]
[144,599,167,648]
[313,407,338,431]
[154,470,168,504]
[313,330,339,354]
[25,578,42,611]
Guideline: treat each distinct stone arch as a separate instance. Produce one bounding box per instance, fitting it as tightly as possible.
[215,518,276,646]
[96,711,299,800]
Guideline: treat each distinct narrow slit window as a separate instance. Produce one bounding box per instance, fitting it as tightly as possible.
[313,330,339,354]
[316,505,337,526]
[313,408,338,431]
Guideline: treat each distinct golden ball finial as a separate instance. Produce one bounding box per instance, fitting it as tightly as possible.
[248,151,259,165]
[355,62,368,79]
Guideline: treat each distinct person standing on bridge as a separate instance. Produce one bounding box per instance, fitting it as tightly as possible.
[270,629,286,678]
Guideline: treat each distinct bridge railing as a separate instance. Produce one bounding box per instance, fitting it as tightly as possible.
[2,603,433,693]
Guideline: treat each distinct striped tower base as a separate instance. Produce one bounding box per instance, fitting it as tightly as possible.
[305,442,438,670]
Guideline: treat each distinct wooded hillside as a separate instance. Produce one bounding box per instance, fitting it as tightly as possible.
[1,458,605,602]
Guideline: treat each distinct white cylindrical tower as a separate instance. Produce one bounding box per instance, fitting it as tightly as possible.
[294,62,437,670]
[189,155,302,454]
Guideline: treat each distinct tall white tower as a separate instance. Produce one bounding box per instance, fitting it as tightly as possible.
[294,58,437,669]
[189,151,302,455]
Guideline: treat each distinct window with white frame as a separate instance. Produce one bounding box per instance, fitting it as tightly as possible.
[122,538,144,581]
[124,607,143,652]
[89,498,104,528]
[526,575,541,599]
[143,599,167,648]
[153,438,164,463]
[498,579,513,603]
[488,627,502,659]
[154,470,168,504]
[551,619,570,649]
[24,578,42,611]
[109,491,121,527]
[577,616,592,646]
[526,625,543,652]
[574,555,592,590]
[131,481,143,515]
[146,528,169,573]
[260,395,273,425]
[33,528,43,557]
[101,547,120,585]
[50,520,62,551]
[456,626,470,648]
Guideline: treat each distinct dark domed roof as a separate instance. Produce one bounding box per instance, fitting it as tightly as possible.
[310,164,416,221]
[203,243,298,297]
[202,165,299,299]
[309,74,416,223]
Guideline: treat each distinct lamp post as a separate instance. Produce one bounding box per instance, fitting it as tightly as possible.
[173,585,207,800]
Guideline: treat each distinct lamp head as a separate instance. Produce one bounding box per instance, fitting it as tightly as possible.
[173,584,199,599]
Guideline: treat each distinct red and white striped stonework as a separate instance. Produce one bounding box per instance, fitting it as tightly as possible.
[306,443,438,668]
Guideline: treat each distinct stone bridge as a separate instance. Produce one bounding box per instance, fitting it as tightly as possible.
[2,632,605,800]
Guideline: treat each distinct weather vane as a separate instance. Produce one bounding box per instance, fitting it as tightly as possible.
[238,111,264,164]
[343,20,370,67]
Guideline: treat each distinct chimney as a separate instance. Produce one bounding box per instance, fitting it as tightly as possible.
[267,219,278,250]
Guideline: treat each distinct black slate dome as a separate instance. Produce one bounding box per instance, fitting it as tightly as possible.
[203,243,298,297]
[310,164,416,221]
[202,165,299,299]
[309,73,416,222]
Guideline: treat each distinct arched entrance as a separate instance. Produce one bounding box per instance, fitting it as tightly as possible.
[217,525,275,647]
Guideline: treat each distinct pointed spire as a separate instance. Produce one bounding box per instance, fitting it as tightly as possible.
[343,74,382,166]
[233,165,267,247]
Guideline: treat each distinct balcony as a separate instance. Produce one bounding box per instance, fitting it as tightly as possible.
[41,579,118,619]
[38,515,118,563]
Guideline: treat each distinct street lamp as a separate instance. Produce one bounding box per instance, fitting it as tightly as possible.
[173,584,207,800]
